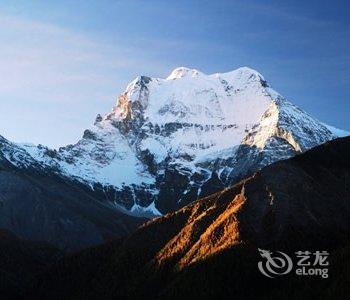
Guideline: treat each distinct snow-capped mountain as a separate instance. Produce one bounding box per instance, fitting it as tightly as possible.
[8,66,348,215]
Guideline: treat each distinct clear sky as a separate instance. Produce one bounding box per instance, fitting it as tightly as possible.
[0,0,349,148]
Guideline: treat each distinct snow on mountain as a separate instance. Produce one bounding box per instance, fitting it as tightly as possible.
[108,67,272,168]
[0,136,40,168]
[7,66,347,215]
[323,123,349,137]
[166,67,203,80]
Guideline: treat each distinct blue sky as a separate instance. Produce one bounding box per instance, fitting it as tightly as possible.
[0,0,349,148]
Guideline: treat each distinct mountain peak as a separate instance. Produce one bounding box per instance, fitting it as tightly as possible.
[9,65,344,217]
[166,67,203,80]
[233,66,260,74]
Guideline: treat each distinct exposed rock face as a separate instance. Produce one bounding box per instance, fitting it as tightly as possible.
[8,67,347,215]
[29,137,350,299]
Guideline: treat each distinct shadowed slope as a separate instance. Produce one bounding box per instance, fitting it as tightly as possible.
[32,137,350,299]
[0,229,62,298]
[0,138,146,251]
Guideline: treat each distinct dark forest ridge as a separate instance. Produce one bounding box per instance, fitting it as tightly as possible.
[25,136,350,299]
